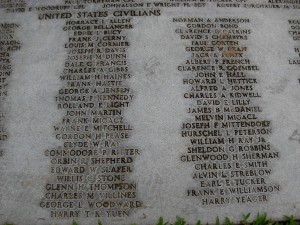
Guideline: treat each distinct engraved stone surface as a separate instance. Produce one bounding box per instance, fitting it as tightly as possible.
[0,0,300,224]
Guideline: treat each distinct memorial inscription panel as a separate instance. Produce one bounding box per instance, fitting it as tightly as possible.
[0,0,300,225]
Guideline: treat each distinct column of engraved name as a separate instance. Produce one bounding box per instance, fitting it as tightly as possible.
[41,14,141,219]
[288,19,300,66]
[174,17,280,206]
[0,23,21,156]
